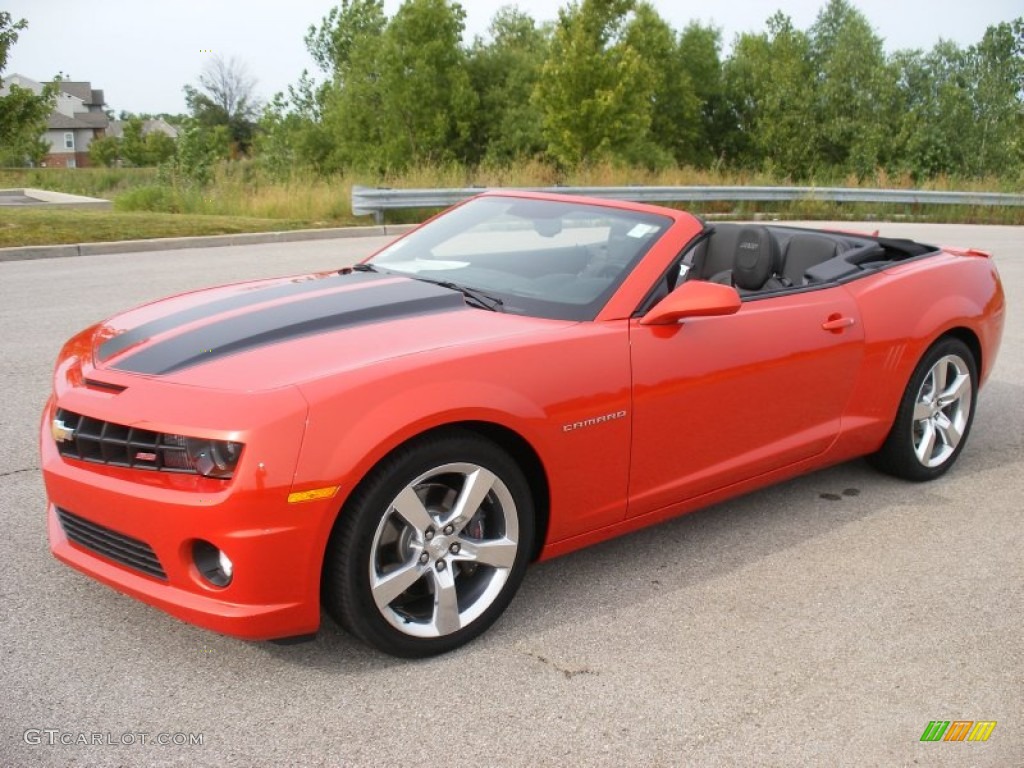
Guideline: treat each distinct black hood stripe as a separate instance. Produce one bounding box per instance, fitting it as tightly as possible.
[111,279,467,375]
[97,271,385,363]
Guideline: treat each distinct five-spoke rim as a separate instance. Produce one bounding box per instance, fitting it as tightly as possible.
[912,354,972,468]
[369,462,519,638]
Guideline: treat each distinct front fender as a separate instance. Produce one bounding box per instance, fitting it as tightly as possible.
[297,376,550,496]
[291,322,634,568]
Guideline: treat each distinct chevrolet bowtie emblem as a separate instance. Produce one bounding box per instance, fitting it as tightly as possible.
[51,418,75,444]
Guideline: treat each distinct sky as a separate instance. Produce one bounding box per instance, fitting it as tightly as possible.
[4,0,1020,115]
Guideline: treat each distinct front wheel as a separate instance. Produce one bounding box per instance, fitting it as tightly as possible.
[323,431,534,657]
[868,337,978,481]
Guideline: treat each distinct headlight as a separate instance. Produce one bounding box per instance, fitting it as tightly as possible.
[184,438,243,478]
[53,410,245,479]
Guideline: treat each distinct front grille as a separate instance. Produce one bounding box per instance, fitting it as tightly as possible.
[54,409,196,474]
[56,507,167,580]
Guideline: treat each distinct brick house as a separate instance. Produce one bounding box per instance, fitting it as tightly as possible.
[0,74,110,167]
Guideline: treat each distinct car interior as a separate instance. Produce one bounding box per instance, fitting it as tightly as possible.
[657,223,938,304]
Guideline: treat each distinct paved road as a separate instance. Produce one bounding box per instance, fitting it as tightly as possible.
[1,224,1021,767]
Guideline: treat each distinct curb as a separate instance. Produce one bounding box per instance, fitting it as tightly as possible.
[0,224,416,263]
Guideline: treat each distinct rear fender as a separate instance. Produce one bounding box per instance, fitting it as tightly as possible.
[837,257,1003,453]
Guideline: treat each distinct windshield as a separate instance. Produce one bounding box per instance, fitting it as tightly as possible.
[368,196,671,320]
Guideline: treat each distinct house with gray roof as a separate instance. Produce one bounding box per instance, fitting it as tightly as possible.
[0,74,110,167]
[107,118,179,140]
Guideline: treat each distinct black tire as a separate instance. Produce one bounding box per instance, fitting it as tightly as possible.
[868,337,978,481]
[323,430,534,657]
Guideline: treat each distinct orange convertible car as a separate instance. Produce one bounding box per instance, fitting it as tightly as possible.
[41,192,1005,656]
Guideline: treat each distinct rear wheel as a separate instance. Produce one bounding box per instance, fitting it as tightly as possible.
[323,431,533,657]
[868,337,977,481]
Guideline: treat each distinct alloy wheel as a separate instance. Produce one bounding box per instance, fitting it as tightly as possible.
[911,354,972,468]
[368,462,519,638]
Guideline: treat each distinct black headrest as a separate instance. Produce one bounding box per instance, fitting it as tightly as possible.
[732,226,779,291]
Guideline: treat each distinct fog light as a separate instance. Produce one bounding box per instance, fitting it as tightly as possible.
[218,549,233,580]
[193,540,233,587]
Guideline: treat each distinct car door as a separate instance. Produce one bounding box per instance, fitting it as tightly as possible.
[627,285,864,518]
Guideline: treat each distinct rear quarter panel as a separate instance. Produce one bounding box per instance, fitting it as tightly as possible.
[834,251,1005,457]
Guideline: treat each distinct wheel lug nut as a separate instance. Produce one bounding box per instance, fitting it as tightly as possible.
[435,560,447,571]
[443,525,454,535]
[449,542,460,554]
[425,528,435,541]
[419,552,429,565]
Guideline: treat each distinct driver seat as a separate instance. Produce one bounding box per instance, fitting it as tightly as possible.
[710,226,784,294]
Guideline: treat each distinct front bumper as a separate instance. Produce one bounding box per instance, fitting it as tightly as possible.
[40,392,337,641]
[47,504,316,639]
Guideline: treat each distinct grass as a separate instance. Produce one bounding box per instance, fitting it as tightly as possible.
[0,167,160,198]
[112,172,355,224]
[0,166,360,246]
[0,208,313,248]
[1,161,1021,248]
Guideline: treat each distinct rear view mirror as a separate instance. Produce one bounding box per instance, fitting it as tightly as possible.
[640,281,741,325]
[534,218,563,238]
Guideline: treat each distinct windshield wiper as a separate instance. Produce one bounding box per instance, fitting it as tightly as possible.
[410,277,505,312]
[338,263,379,274]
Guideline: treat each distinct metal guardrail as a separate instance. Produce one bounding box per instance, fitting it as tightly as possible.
[352,184,1024,222]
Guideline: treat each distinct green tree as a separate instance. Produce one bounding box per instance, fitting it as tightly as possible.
[0,13,59,166]
[305,0,387,75]
[303,0,389,170]
[173,120,231,184]
[145,131,176,165]
[724,13,817,175]
[466,8,549,164]
[255,96,298,176]
[256,68,343,173]
[255,88,325,175]
[88,134,120,167]
[534,0,654,167]
[676,22,728,167]
[377,0,477,165]
[183,55,260,155]
[0,11,26,73]
[120,117,149,166]
[965,18,1024,176]
[310,1,390,170]
[808,0,898,176]
[320,0,476,170]
[889,43,972,179]
[624,3,700,168]
[22,135,47,165]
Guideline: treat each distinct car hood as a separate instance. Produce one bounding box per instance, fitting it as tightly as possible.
[87,270,569,391]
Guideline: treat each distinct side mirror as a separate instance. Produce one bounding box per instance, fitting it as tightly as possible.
[640,280,741,326]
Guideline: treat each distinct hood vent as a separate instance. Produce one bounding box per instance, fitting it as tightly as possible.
[83,378,126,393]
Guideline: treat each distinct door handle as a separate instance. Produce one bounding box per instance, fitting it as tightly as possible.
[822,315,856,332]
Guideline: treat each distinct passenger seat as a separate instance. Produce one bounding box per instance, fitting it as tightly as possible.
[779,234,839,286]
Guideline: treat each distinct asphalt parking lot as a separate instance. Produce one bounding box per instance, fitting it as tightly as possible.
[1,222,1020,767]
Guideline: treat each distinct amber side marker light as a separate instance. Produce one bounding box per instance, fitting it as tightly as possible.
[288,486,340,504]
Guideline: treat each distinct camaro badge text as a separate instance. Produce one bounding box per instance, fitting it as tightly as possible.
[51,418,75,444]
[563,410,627,433]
